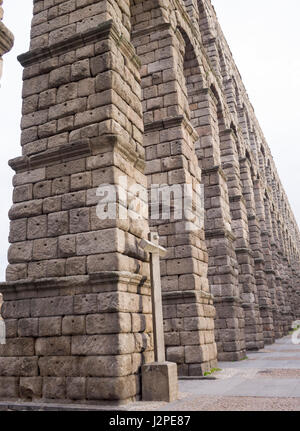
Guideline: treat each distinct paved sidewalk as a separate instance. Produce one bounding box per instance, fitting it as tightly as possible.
[127,334,300,411]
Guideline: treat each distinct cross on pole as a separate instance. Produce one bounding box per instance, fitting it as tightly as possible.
[0,293,6,345]
[140,232,167,362]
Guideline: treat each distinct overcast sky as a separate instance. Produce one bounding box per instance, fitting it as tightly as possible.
[0,0,299,280]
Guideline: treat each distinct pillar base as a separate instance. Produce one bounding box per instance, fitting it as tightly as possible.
[142,362,178,402]
[0,273,152,403]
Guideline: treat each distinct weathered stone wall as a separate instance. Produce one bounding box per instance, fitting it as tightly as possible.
[131,0,218,375]
[0,0,155,404]
[196,0,300,342]
[0,0,299,405]
[0,0,14,82]
[131,0,300,358]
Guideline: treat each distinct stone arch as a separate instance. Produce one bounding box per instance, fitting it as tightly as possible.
[196,0,217,41]
[191,70,247,360]
[257,143,267,185]
[243,108,253,146]
[250,128,259,161]
[217,42,229,81]
[177,26,204,124]
[245,149,255,176]
[131,6,219,375]
[266,158,273,188]
[210,83,227,131]
[232,76,242,110]
[227,121,242,158]
[182,0,200,23]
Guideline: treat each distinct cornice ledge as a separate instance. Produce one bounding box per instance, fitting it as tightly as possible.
[9,134,145,173]
[144,115,199,142]
[8,139,92,173]
[18,20,140,70]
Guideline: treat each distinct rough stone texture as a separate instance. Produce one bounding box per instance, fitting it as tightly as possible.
[0,0,14,83]
[0,0,154,404]
[0,275,154,403]
[142,362,178,402]
[0,0,299,406]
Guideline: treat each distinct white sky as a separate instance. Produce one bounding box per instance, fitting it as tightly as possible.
[0,0,299,280]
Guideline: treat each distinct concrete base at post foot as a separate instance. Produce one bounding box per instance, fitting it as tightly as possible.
[142,362,178,402]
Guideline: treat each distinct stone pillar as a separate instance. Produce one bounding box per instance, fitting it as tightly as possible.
[131,4,218,375]
[270,209,285,338]
[182,0,200,24]
[277,219,291,335]
[0,0,14,82]
[294,259,300,319]
[253,178,275,344]
[264,196,281,337]
[220,130,261,352]
[196,92,245,362]
[239,157,264,350]
[0,0,154,404]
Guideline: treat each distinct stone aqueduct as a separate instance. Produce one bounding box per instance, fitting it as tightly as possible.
[0,0,299,403]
